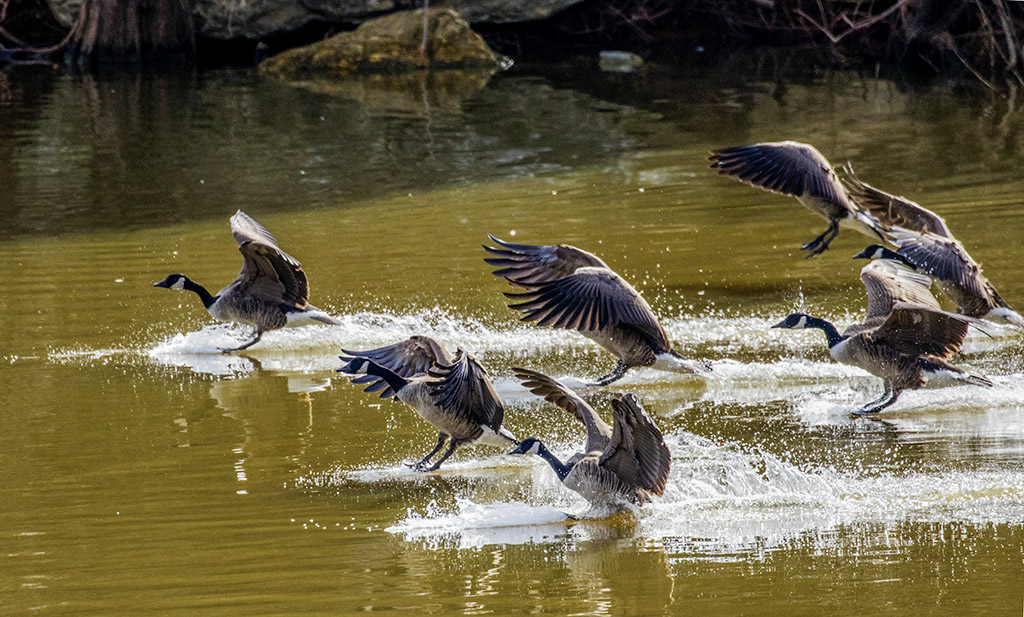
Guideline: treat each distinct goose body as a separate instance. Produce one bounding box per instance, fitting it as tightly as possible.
[709,141,884,256]
[484,235,708,386]
[154,210,340,351]
[845,173,1023,327]
[509,368,671,507]
[339,336,517,471]
[773,259,992,414]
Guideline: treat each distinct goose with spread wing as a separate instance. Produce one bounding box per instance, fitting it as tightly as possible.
[154,210,340,352]
[772,259,992,415]
[484,235,709,386]
[338,337,517,471]
[509,368,671,507]
[709,141,883,256]
[845,171,1024,327]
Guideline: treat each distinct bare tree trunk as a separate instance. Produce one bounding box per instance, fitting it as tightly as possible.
[65,0,195,64]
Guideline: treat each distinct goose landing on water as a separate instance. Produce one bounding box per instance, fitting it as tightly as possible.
[509,368,670,509]
[338,336,518,472]
[772,260,993,415]
[154,210,340,352]
[709,141,884,257]
[483,235,710,387]
[844,170,1024,329]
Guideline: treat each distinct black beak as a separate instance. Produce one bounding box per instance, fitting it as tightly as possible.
[771,319,787,329]
[153,280,169,288]
[851,249,871,259]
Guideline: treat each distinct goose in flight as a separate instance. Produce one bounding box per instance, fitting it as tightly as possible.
[154,210,340,352]
[339,336,517,471]
[709,141,883,256]
[772,259,992,414]
[845,171,1024,328]
[509,368,671,508]
[484,235,709,386]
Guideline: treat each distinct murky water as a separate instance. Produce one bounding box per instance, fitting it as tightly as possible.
[2,56,1024,615]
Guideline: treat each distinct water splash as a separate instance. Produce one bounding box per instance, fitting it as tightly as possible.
[382,431,1024,552]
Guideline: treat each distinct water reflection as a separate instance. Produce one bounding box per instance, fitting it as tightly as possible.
[4,51,1024,616]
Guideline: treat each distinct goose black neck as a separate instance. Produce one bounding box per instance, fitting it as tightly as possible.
[362,360,409,394]
[182,278,218,309]
[535,442,573,482]
[806,316,845,348]
[880,248,916,269]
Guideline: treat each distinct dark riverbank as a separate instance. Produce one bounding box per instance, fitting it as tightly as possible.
[2,1,1022,87]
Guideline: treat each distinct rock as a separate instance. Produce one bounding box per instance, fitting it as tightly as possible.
[258,8,509,77]
[46,0,586,40]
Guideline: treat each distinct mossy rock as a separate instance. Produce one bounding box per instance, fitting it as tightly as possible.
[259,8,510,77]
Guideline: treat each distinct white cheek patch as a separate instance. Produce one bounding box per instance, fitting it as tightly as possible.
[796,315,808,328]
[170,278,186,290]
[529,442,541,455]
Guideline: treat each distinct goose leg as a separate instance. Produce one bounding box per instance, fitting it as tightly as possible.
[853,386,901,415]
[802,219,840,258]
[222,328,263,353]
[424,438,466,472]
[587,361,629,387]
[408,433,447,471]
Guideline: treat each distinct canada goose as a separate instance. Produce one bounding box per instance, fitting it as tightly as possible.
[772,259,992,415]
[845,172,1024,328]
[338,337,518,471]
[154,210,340,352]
[483,235,709,386]
[709,141,883,256]
[509,368,670,507]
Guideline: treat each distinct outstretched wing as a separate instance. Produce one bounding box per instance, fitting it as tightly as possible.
[512,367,611,453]
[599,393,671,498]
[341,336,454,398]
[859,259,941,325]
[484,235,609,286]
[504,268,670,351]
[868,304,974,360]
[427,349,504,432]
[888,229,986,294]
[709,141,845,204]
[843,169,953,237]
[228,210,308,307]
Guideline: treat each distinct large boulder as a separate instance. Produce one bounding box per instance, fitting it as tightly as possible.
[46,0,586,41]
[258,8,509,77]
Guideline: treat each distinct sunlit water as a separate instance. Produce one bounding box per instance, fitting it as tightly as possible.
[2,56,1023,615]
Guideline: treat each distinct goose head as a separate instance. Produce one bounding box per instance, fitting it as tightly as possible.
[508,438,543,456]
[986,307,1024,329]
[772,313,812,329]
[852,245,892,260]
[153,274,189,290]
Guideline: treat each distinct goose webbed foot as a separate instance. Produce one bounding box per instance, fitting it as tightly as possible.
[406,434,447,472]
[801,220,840,258]
[422,440,461,472]
[852,387,901,416]
[221,329,263,353]
[586,361,629,387]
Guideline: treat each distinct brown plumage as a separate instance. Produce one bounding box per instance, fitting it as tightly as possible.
[154,210,340,352]
[484,235,708,386]
[773,260,992,415]
[339,337,517,471]
[510,368,671,506]
[845,170,1023,327]
[709,141,883,256]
